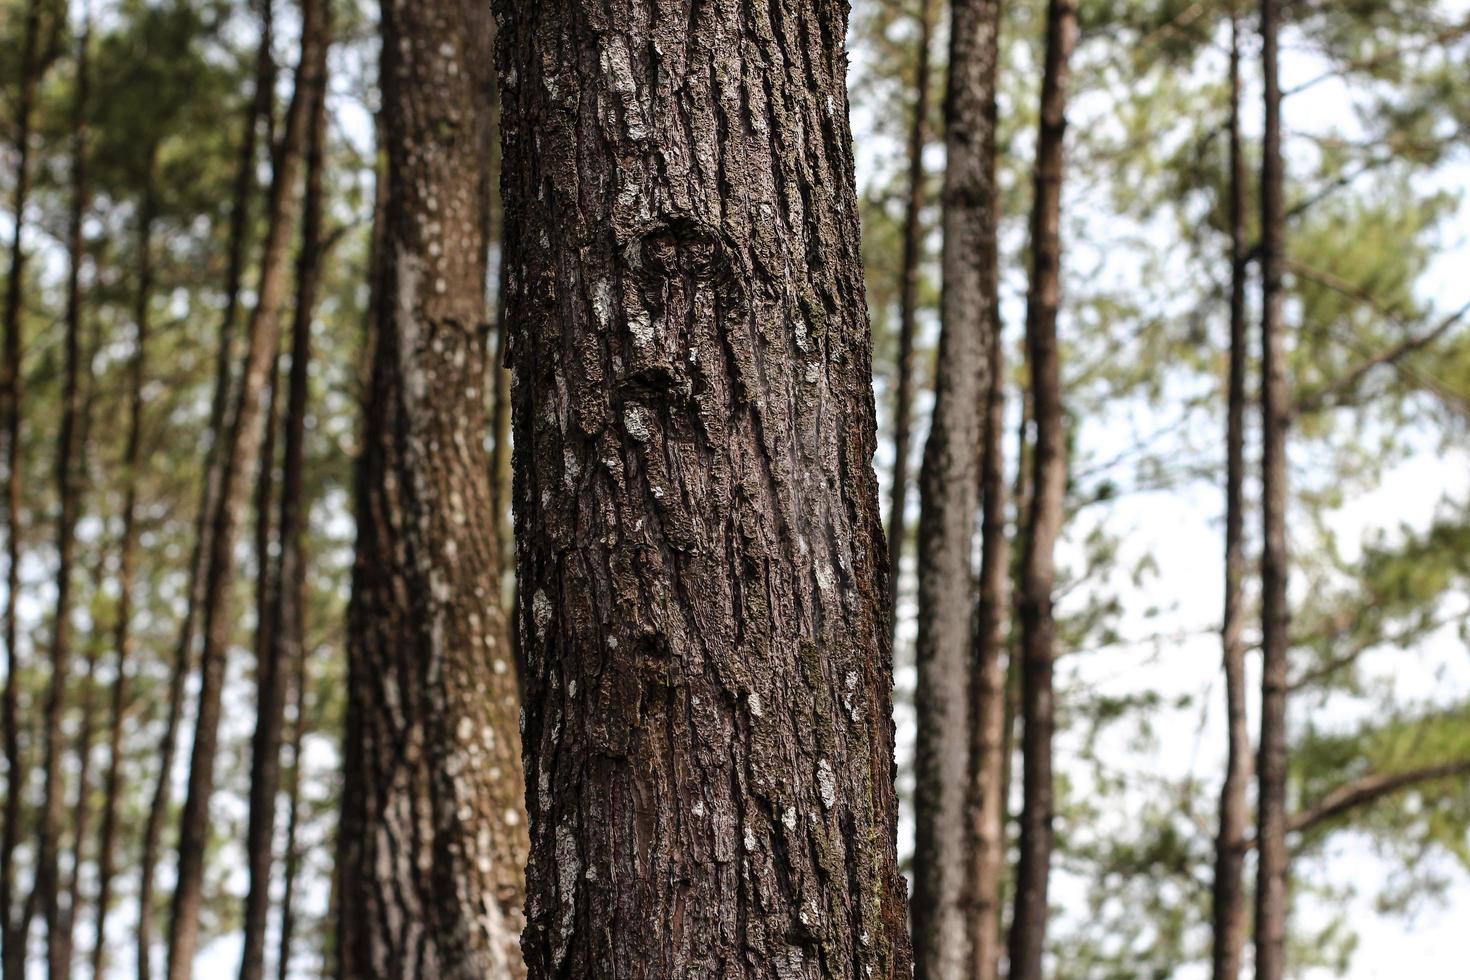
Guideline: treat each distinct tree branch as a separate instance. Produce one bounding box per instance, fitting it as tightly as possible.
[1289,759,1470,836]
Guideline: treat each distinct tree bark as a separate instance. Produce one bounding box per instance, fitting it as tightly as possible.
[910,0,1000,972]
[0,3,45,970]
[136,8,277,976]
[1211,10,1252,980]
[496,0,913,974]
[1008,3,1077,979]
[274,650,309,980]
[36,15,92,977]
[239,33,330,978]
[885,0,939,648]
[958,1,1006,977]
[164,1,327,974]
[1255,0,1291,977]
[335,0,528,975]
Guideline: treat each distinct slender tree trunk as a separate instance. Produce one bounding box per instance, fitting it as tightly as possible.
[274,653,308,980]
[165,3,327,975]
[239,37,330,979]
[496,0,913,973]
[911,0,999,972]
[0,3,45,970]
[137,9,276,976]
[37,16,92,977]
[958,2,1006,977]
[336,1,527,975]
[1008,3,1077,979]
[1255,0,1292,976]
[1211,11,1252,980]
[886,0,939,647]
[60,635,100,980]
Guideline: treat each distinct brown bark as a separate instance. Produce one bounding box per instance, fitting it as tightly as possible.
[335,1,527,975]
[496,0,913,973]
[911,0,1000,972]
[136,8,277,975]
[239,35,330,979]
[274,652,309,980]
[0,3,45,971]
[886,0,940,646]
[164,1,328,975]
[1211,11,1252,980]
[959,1,1006,976]
[1008,3,1078,979]
[1255,0,1291,977]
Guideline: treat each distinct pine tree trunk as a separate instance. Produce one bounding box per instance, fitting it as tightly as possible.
[335,1,528,975]
[911,0,1000,972]
[61,635,101,980]
[37,17,92,976]
[274,653,308,980]
[0,3,44,970]
[957,1,1007,976]
[239,37,330,978]
[886,0,939,647]
[165,2,327,974]
[1211,11,1252,980]
[1255,0,1292,976]
[136,9,276,975]
[496,0,913,973]
[1009,3,1077,979]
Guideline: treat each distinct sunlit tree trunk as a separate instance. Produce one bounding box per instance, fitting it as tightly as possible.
[1008,3,1077,979]
[336,1,527,974]
[496,0,913,973]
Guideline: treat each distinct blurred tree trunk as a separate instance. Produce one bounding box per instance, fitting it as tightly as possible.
[239,29,330,977]
[1009,2,1077,979]
[165,0,328,974]
[911,0,999,971]
[496,0,913,973]
[886,0,939,648]
[1211,10,1252,980]
[336,0,527,974]
[273,651,308,980]
[0,2,45,969]
[1255,0,1292,976]
[37,16,91,977]
[959,0,1007,976]
[136,7,277,976]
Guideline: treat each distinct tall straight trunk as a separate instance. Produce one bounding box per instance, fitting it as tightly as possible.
[165,2,327,975]
[1255,0,1291,976]
[61,640,99,980]
[1008,3,1077,979]
[336,2,527,975]
[959,2,1006,977]
[911,0,1000,972]
[137,9,276,975]
[1211,10,1252,980]
[38,15,92,977]
[239,36,330,979]
[273,652,308,980]
[886,0,939,646]
[0,3,45,970]
[496,0,913,973]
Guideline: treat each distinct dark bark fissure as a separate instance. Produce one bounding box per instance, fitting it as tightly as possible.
[910,0,1000,972]
[1211,10,1252,980]
[165,1,328,974]
[1254,0,1292,977]
[336,1,528,975]
[885,0,939,649]
[1008,3,1078,979]
[497,0,912,974]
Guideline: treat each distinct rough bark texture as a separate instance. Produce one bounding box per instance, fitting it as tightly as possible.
[1255,0,1291,977]
[164,2,327,975]
[335,1,528,975]
[37,17,91,977]
[1211,12,1251,980]
[0,4,44,972]
[137,9,276,975]
[957,1,1006,976]
[910,0,999,971]
[1008,3,1077,979]
[496,0,913,974]
[885,0,938,647]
